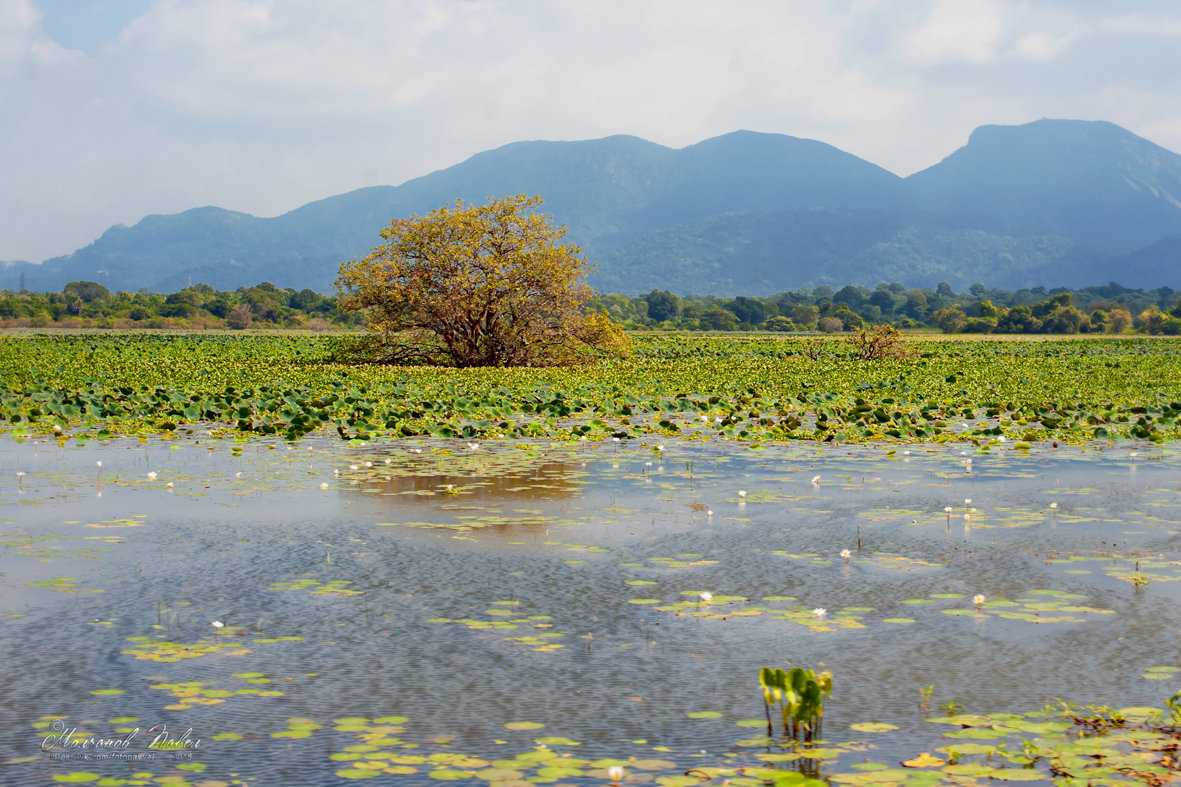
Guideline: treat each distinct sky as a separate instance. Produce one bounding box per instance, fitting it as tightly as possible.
[4,0,1181,263]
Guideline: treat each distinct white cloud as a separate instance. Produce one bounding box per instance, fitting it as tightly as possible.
[1098,10,1181,37]
[0,0,84,75]
[0,0,38,53]
[1014,32,1071,61]
[902,0,1007,65]
[2,0,1181,262]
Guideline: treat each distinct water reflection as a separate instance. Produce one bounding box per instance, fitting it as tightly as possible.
[352,456,586,502]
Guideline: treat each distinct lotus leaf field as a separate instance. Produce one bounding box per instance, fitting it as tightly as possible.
[2,333,1181,443]
[1,332,1180,786]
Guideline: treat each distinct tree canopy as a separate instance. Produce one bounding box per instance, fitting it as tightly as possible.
[336,195,629,366]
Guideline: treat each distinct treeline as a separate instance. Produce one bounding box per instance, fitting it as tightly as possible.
[590,281,1181,335]
[3,279,1181,335]
[0,282,361,330]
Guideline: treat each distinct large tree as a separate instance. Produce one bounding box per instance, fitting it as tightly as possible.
[337,195,628,366]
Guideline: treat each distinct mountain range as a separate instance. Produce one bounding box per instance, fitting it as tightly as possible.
[5,118,1181,296]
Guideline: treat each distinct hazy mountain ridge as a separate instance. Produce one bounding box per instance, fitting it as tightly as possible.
[5,119,1181,295]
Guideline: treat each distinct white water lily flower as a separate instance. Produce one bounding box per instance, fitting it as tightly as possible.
[147,471,157,479]
[973,594,986,606]
[1049,502,1058,509]
[737,490,746,497]
[944,506,953,513]
[812,608,827,617]
[841,549,851,559]
[211,620,224,629]
[700,592,713,603]
[608,766,625,782]
[964,498,972,506]
[320,483,329,490]
[96,461,102,468]
[811,475,820,485]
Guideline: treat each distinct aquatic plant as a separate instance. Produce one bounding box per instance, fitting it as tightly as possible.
[759,666,833,742]
[6,333,1181,443]
[918,685,934,712]
[1164,690,1181,726]
[939,700,964,717]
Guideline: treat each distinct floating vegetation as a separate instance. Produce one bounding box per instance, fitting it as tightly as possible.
[427,606,567,652]
[773,550,940,571]
[268,577,364,597]
[1106,555,1181,586]
[26,576,103,593]
[941,589,1116,623]
[120,631,256,663]
[914,701,1181,786]
[4,407,1180,786]
[3,530,121,561]
[149,674,287,710]
[6,334,1181,443]
[319,713,833,785]
[84,516,148,529]
[633,553,721,569]
[633,592,872,631]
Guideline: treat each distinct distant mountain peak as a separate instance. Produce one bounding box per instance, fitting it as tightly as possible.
[907,118,1181,251]
[6,120,1181,295]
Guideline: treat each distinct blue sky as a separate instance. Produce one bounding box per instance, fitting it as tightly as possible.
[3,0,1181,263]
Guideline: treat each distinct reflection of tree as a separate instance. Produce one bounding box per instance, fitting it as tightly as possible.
[354,458,584,504]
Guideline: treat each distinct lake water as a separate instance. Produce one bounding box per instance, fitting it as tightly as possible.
[1,435,1178,785]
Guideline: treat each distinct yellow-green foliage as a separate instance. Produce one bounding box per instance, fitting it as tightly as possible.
[1,333,1179,442]
[337,195,629,367]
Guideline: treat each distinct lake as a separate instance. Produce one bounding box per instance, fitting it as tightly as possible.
[2,435,1178,785]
